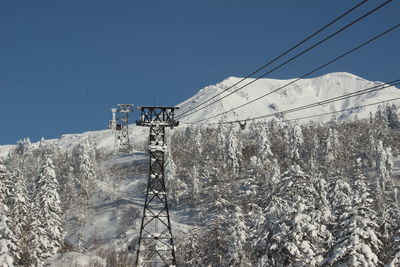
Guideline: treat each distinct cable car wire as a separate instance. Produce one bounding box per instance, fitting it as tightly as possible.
[180,79,400,126]
[177,0,392,120]
[190,22,400,123]
[287,95,400,122]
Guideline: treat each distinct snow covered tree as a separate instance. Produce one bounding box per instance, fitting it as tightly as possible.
[367,129,377,167]
[227,206,251,266]
[6,138,34,186]
[7,169,29,265]
[165,143,186,206]
[250,123,273,165]
[323,127,339,174]
[267,158,281,187]
[73,139,97,203]
[376,140,389,194]
[386,104,400,129]
[287,125,304,166]
[386,147,394,178]
[30,158,63,265]
[75,229,86,253]
[0,165,16,267]
[178,225,202,265]
[386,226,400,266]
[14,138,33,166]
[190,165,200,206]
[324,158,382,266]
[0,213,15,267]
[309,132,321,171]
[226,128,242,178]
[255,165,331,266]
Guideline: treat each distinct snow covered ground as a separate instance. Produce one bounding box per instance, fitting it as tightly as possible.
[1,72,399,265]
[49,149,194,266]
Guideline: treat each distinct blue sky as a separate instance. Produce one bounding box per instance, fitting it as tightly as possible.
[0,0,399,144]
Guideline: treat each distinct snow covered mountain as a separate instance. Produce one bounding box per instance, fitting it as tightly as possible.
[1,72,400,266]
[177,72,400,123]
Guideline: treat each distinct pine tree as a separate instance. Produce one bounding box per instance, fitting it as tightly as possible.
[74,229,86,253]
[190,165,200,206]
[227,206,251,266]
[386,226,400,266]
[287,125,304,165]
[179,226,202,265]
[385,146,394,183]
[73,139,97,202]
[165,144,186,205]
[367,129,377,168]
[256,165,331,266]
[386,104,400,129]
[376,140,388,192]
[30,158,63,264]
[323,127,339,174]
[226,128,242,178]
[309,132,320,171]
[0,165,16,267]
[324,158,382,266]
[8,169,29,265]
[0,214,15,267]
[251,123,273,165]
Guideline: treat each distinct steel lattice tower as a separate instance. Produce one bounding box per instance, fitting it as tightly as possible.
[135,106,179,267]
[115,104,133,154]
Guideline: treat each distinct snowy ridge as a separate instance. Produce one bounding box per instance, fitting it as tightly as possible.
[0,127,148,159]
[177,72,400,123]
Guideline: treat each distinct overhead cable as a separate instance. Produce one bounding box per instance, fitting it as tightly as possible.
[178,0,392,120]
[191,23,400,123]
[180,79,400,125]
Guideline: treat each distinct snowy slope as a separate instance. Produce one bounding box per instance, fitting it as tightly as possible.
[177,72,400,123]
[0,72,399,266]
[0,126,148,159]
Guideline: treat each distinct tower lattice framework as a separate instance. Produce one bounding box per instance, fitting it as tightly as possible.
[135,106,179,267]
[115,104,133,154]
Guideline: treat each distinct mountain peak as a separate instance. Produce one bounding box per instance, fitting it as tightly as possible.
[316,72,366,81]
[177,72,400,123]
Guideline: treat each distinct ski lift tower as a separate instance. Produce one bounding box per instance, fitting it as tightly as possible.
[114,104,133,154]
[135,106,179,267]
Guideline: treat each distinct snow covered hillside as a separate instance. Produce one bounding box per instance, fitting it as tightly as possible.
[177,72,400,123]
[1,72,400,266]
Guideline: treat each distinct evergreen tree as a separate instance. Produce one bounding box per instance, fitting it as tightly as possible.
[190,165,200,206]
[367,129,377,168]
[165,144,186,205]
[226,128,242,178]
[30,158,63,264]
[386,226,400,266]
[256,165,331,266]
[323,127,339,174]
[386,104,400,129]
[227,206,251,266]
[324,158,381,266]
[251,123,273,165]
[376,140,388,192]
[74,229,86,253]
[309,132,320,171]
[287,125,304,165]
[267,158,281,187]
[73,139,97,202]
[0,165,16,267]
[8,169,29,265]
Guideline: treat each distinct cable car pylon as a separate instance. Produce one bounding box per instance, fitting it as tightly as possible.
[135,106,179,267]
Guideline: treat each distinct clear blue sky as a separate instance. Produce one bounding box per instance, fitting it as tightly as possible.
[0,0,399,144]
